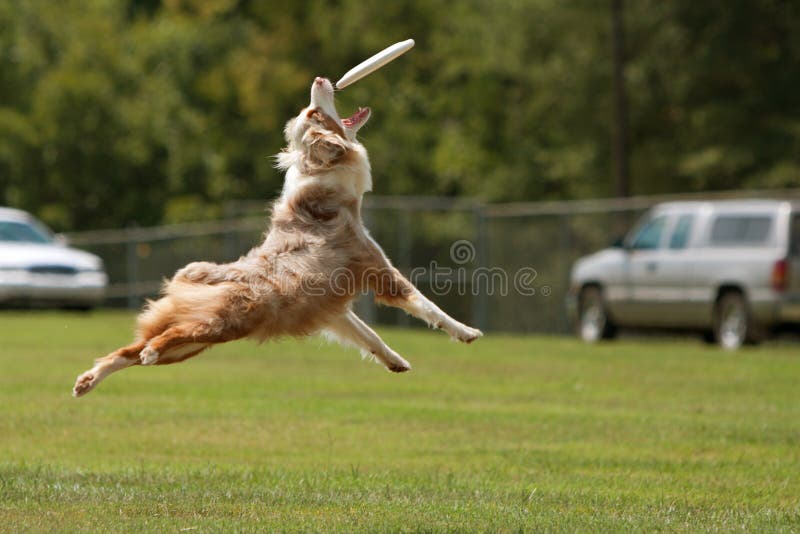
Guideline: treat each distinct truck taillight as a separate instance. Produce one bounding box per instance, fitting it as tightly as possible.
[771,259,788,292]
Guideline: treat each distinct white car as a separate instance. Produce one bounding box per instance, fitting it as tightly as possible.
[567,200,800,349]
[0,207,107,309]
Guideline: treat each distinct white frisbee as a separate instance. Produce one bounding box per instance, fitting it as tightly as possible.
[336,39,415,89]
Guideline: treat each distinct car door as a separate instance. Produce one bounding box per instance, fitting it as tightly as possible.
[657,213,698,327]
[614,213,690,326]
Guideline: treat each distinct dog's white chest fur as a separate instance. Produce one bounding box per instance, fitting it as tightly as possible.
[280,151,372,204]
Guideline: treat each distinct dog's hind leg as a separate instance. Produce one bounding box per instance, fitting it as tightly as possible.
[324,310,411,373]
[72,341,145,397]
[173,261,227,284]
[138,321,235,366]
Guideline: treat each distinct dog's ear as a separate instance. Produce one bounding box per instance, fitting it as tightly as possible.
[302,128,348,170]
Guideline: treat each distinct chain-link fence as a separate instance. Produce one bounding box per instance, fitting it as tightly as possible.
[66,189,800,334]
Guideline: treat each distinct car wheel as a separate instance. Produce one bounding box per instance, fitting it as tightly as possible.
[578,286,616,343]
[713,291,758,350]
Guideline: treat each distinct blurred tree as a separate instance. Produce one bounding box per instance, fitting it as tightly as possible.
[611,0,630,197]
[0,0,797,230]
[625,0,800,193]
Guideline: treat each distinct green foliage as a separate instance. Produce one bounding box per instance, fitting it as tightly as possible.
[0,0,798,230]
[1,311,800,530]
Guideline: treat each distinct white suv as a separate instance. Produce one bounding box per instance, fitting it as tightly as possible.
[567,200,800,348]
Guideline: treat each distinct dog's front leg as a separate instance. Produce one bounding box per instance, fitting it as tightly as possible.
[371,266,483,343]
[324,310,411,372]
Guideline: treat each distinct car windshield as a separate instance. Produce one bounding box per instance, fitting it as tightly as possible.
[629,215,668,250]
[0,220,53,244]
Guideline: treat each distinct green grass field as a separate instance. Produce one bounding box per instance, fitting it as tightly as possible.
[1,311,799,532]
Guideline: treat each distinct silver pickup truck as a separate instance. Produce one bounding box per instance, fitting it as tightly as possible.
[567,200,800,348]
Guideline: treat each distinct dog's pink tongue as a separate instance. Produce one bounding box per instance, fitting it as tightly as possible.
[342,107,370,128]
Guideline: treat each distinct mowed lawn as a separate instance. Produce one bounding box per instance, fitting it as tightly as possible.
[1,311,799,532]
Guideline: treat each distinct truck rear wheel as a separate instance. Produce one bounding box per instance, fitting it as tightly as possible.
[713,291,761,350]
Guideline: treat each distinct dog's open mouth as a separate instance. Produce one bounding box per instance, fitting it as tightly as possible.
[342,107,370,129]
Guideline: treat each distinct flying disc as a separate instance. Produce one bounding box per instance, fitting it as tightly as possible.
[335,39,415,89]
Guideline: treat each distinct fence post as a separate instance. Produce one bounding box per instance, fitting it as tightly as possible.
[359,206,377,324]
[125,223,140,309]
[471,204,489,332]
[396,209,412,327]
[222,204,237,261]
[558,214,572,334]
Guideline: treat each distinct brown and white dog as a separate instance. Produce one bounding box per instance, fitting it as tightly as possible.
[72,77,482,397]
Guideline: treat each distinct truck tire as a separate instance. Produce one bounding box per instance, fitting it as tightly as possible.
[713,291,761,350]
[578,286,617,342]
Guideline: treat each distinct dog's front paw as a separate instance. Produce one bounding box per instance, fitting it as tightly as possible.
[139,347,159,365]
[387,359,412,373]
[455,325,483,344]
[73,371,96,397]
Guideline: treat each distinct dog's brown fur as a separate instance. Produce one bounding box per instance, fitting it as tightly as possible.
[73,77,481,397]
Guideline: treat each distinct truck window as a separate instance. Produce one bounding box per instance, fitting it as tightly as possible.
[669,214,694,249]
[630,215,668,250]
[710,215,772,246]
